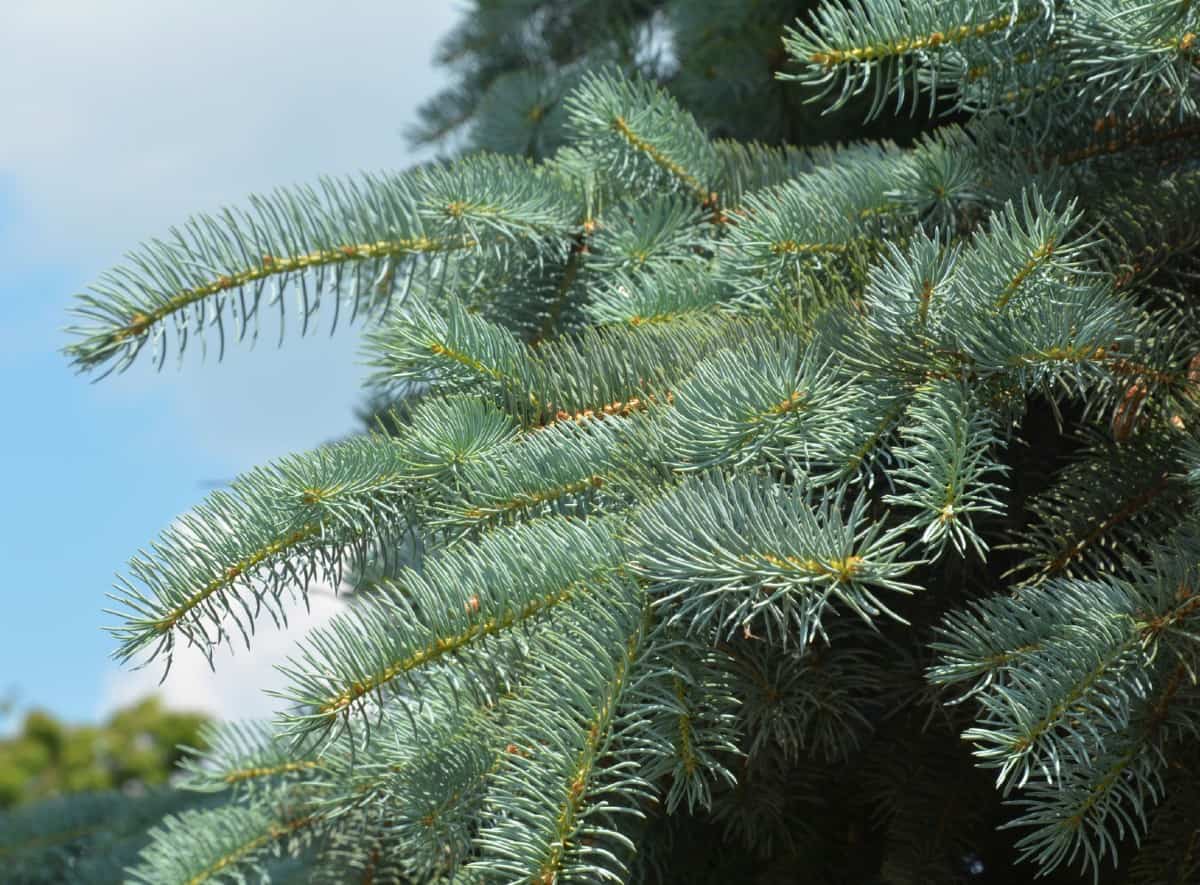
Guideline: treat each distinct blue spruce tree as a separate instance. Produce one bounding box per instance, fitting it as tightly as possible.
[7,1,1200,882]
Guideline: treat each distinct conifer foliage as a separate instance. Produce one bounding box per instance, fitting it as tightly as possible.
[15,0,1200,881]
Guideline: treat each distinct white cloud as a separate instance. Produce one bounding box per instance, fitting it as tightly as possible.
[98,585,345,721]
[1,3,462,262]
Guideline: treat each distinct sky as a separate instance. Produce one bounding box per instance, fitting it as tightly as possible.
[0,3,463,728]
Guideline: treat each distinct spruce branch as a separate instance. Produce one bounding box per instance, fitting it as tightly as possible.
[955,587,1150,791]
[1064,0,1200,117]
[932,546,1200,876]
[884,379,1008,558]
[928,579,1109,697]
[630,472,919,648]
[663,334,864,473]
[107,436,412,668]
[527,315,733,425]
[128,801,317,885]
[1002,705,1165,881]
[178,720,325,795]
[275,517,628,736]
[586,195,710,277]
[370,299,737,429]
[585,260,741,326]
[470,582,650,884]
[433,417,642,532]
[781,0,1055,117]
[107,399,516,669]
[367,296,534,396]
[999,649,1200,881]
[65,154,583,378]
[1097,170,1200,291]
[416,152,584,245]
[622,634,742,814]
[322,692,502,879]
[563,69,722,201]
[64,171,457,375]
[729,621,884,765]
[1009,428,1189,581]
[721,142,911,295]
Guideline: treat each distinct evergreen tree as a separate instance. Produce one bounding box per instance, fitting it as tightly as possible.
[14,0,1200,881]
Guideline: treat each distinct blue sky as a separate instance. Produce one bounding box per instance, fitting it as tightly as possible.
[0,4,461,727]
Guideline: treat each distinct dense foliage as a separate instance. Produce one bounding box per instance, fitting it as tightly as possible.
[0,697,206,808]
[0,698,208,883]
[17,0,1200,882]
